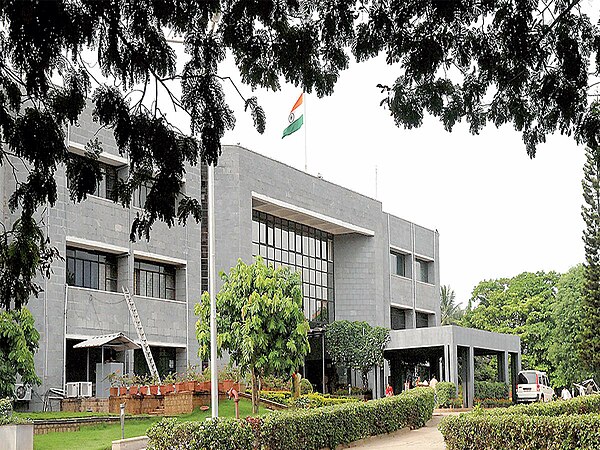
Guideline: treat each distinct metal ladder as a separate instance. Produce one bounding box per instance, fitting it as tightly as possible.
[122,287,160,383]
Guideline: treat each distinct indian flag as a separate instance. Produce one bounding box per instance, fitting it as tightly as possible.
[282,93,304,138]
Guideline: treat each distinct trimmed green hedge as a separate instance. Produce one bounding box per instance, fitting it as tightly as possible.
[439,412,600,450]
[474,381,509,400]
[439,395,600,449]
[287,392,360,409]
[260,387,434,450]
[147,388,434,450]
[485,394,600,417]
[147,417,255,450]
[435,381,458,408]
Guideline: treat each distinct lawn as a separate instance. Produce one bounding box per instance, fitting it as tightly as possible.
[34,398,255,450]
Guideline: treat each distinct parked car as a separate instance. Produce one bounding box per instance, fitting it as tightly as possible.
[516,370,554,403]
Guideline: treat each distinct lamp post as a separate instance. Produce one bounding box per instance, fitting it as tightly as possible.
[208,162,218,418]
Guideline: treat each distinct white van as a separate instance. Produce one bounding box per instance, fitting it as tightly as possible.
[516,370,554,403]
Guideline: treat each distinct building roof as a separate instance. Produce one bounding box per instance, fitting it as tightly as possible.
[72,333,140,351]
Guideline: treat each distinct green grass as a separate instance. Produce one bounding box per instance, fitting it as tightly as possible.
[34,398,255,450]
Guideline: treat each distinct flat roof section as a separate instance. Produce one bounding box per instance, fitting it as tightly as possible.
[386,325,520,354]
[252,192,375,236]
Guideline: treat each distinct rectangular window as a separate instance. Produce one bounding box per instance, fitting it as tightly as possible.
[67,158,118,200]
[391,307,406,330]
[133,182,152,208]
[416,258,432,283]
[416,312,429,328]
[134,260,176,300]
[390,251,408,277]
[66,247,118,292]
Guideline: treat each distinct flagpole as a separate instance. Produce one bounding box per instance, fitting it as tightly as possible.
[304,91,307,172]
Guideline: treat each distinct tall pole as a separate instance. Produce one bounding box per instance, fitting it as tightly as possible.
[304,92,308,172]
[208,163,219,417]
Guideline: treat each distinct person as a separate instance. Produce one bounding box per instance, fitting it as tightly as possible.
[385,382,394,397]
[404,378,411,392]
[561,387,572,400]
[430,376,438,390]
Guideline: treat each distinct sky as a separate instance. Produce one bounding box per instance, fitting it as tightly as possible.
[211,54,586,306]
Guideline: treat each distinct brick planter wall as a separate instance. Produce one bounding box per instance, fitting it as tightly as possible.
[61,398,109,413]
[107,392,216,415]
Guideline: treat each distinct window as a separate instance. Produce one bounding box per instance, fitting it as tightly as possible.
[390,251,409,277]
[391,307,406,330]
[252,210,334,324]
[66,248,118,291]
[416,312,429,328]
[134,260,176,300]
[133,182,153,208]
[67,158,118,200]
[416,258,432,283]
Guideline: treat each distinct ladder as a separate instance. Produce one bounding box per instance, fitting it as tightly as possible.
[122,287,161,383]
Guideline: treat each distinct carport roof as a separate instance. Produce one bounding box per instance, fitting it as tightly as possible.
[386,325,520,354]
[73,333,140,351]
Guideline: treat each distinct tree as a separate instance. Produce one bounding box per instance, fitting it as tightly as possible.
[461,271,559,373]
[549,265,589,387]
[440,285,462,325]
[195,257,310,413]
[580,145,600,375]
[325,320,389,389]
[0,308,40,397]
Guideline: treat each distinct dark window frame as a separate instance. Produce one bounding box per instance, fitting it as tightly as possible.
[390,251,409,278]
[134,260,176,300]
[66,247,118,292]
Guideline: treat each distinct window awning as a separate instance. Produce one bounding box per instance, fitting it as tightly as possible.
[73,333,140,351]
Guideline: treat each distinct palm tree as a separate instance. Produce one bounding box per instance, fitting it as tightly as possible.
[440,285,462,325]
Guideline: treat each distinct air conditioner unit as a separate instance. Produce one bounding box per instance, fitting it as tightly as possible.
[78,382,92,398]
[14,384,32,401]
[66,382,79,398]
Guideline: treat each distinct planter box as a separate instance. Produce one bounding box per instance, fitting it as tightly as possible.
[119,387,128,396]
[0,424,34,450]
[129,386,139,395]
[110,387,118,397]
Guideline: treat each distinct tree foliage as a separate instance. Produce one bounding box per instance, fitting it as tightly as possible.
[461,271,559,373]
[549,265,589,387]
[325,320,389,389]
[440,285,463,325]
[0,308,40,398]
[580,145,600,375]
[195,257,310,413]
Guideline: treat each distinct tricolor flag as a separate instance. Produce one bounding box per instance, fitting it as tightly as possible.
[282,93,304,139]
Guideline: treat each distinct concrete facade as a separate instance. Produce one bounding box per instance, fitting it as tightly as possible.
[1,104,201,409]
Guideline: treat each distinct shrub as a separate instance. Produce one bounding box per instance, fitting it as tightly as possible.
[435,382,458,408]
[260,387,434,450]
[300,378,313,395]
[147,417,254,450]
[261,375,291,391]
[0,398,29,426]
[474,398,512,408]
[0,398,12,417]
[286,393,360,409]
[486,393,600,417]
[474,381,509,400]
[259,391,291,404]
[333,386,370,396]
[439,412,600,450]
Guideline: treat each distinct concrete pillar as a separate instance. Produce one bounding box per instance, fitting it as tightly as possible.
[510,352,521,403]
[449,344,459,397]
[466,346,475,408]
[443,345,450,382]
[498,351,509,383]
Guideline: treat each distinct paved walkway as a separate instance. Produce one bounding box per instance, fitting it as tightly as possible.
[346,414,447,449]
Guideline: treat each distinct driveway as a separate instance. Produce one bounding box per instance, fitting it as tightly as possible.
[345,413,448,449]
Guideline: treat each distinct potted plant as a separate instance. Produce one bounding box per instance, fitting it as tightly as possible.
[128,374,141,395]
[162,373,176,394]
[148,375,160,395]
[219,365,239,392]
[106,372,121,397]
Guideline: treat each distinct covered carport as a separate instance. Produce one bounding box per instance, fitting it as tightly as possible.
[385,325,521,407]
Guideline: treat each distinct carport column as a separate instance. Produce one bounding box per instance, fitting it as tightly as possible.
[449,344,459,397]
[466,346,475,408]
[443,345,450,382]
[498,351,509,384]
[510,352,522,402]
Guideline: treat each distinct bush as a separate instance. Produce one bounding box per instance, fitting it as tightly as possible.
[435,382,458,408]
[0,398,12,417]
[286,393,360,409]
[260,387,434,450]
[147,417,254,450]
[486,393,600,417]
[259,390,291,404]
[474,381,509,400]
[0,398,29,426]
[300,378,313,395]
[333,386,370,396]
[473,398,512,408]
[439,412,600,450]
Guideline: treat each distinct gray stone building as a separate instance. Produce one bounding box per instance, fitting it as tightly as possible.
[2,117,519,408]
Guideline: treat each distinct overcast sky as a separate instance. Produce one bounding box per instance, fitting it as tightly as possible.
[213,54,586,305]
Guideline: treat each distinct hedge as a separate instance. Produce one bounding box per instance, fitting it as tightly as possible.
[485,394,600,417]
[147,388,434,450]
[286,393,360,409]
[260,387,434,450]
[474,381,509,400]
[147,417,255,450]
[435,381,458,408]
[439,412,600,450]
